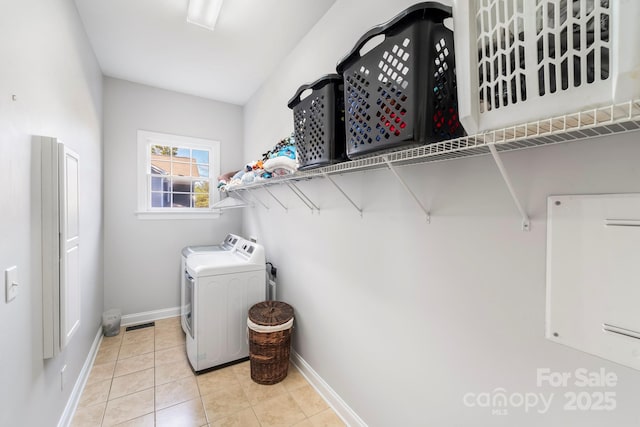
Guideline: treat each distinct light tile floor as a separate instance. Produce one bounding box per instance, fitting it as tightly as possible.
[72,316,345,427]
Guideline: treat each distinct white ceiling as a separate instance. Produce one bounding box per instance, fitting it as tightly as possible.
[74,0,337,105]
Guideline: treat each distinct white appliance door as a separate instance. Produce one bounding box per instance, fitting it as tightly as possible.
[189,270,264,372]
[180,256,188,334]
[183,269,195,339]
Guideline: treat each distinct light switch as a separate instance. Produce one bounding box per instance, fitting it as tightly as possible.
[5,266,18,302]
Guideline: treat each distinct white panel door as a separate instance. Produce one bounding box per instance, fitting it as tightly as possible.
[59,146,80,350]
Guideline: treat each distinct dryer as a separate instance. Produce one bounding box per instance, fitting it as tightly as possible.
[184,239,266,372]
[180,233,243,334]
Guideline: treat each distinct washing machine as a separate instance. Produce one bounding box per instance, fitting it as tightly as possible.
[180,233,243,334]
[184,239,266,373]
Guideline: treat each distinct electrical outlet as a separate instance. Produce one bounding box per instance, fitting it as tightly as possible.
[5,266,18,302]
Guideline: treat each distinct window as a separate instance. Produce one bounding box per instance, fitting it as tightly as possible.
[137,130,220,219]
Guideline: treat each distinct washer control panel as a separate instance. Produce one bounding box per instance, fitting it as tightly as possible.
[221,233,241,250]
[236,239,264,262]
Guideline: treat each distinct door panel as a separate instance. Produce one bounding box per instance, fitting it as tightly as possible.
[60,146,80,350]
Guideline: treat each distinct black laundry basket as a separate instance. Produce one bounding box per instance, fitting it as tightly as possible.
[288,74,347,170]
[336,2,464,159]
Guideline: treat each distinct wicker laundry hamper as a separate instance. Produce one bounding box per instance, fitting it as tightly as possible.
[247,301,294,385]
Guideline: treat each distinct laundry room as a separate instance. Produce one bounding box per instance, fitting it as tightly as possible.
[2,0,640,426]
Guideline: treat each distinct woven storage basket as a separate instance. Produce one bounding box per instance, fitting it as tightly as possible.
[248,301,294,385]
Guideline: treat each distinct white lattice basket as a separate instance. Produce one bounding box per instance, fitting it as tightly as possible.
[453,0,640,134]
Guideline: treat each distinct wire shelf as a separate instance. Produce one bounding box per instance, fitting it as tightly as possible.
[226,99,640,192]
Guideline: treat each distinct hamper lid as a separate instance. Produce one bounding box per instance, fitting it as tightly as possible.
[249,301,294,326]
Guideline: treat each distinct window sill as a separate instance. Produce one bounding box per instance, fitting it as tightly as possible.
[135,210,221,220]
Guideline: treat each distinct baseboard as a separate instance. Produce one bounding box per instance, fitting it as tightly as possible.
[57,326,103,427]
[120,306,180,326]
[290,350,367,427]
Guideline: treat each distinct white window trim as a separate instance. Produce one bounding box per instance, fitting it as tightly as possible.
[136,130,221,219]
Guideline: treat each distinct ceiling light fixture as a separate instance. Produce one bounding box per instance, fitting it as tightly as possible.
[187,0,224,31]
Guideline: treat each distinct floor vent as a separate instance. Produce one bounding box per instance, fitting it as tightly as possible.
[125,322,155,332]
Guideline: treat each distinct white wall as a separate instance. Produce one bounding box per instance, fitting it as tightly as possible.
[0,0,103,425]
[243,0,640,425]
[103,78,244,315]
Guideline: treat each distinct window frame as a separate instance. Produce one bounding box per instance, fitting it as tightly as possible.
[136,130,221,219]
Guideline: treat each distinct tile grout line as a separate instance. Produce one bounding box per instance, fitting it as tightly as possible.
[79,318,343,427]
[108,326,156,426]
[100,331,119,427]
[240,365,263,427]
[195,373,210,426]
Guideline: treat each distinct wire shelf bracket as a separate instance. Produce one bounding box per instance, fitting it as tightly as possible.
[228,190,254,208]
[488,144,530,231]
[321,171,363,217]
[261,185,288,212]
[286,182,319,213]
[383,156,431,223]
[242,188,269,210]
[221,100,640,224]
[211,194,250,210]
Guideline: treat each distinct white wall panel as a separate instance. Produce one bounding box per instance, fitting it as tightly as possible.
[102,78,244,315]
[0,0,103,425]
[547,194,640,371]
[242,0,640,425]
